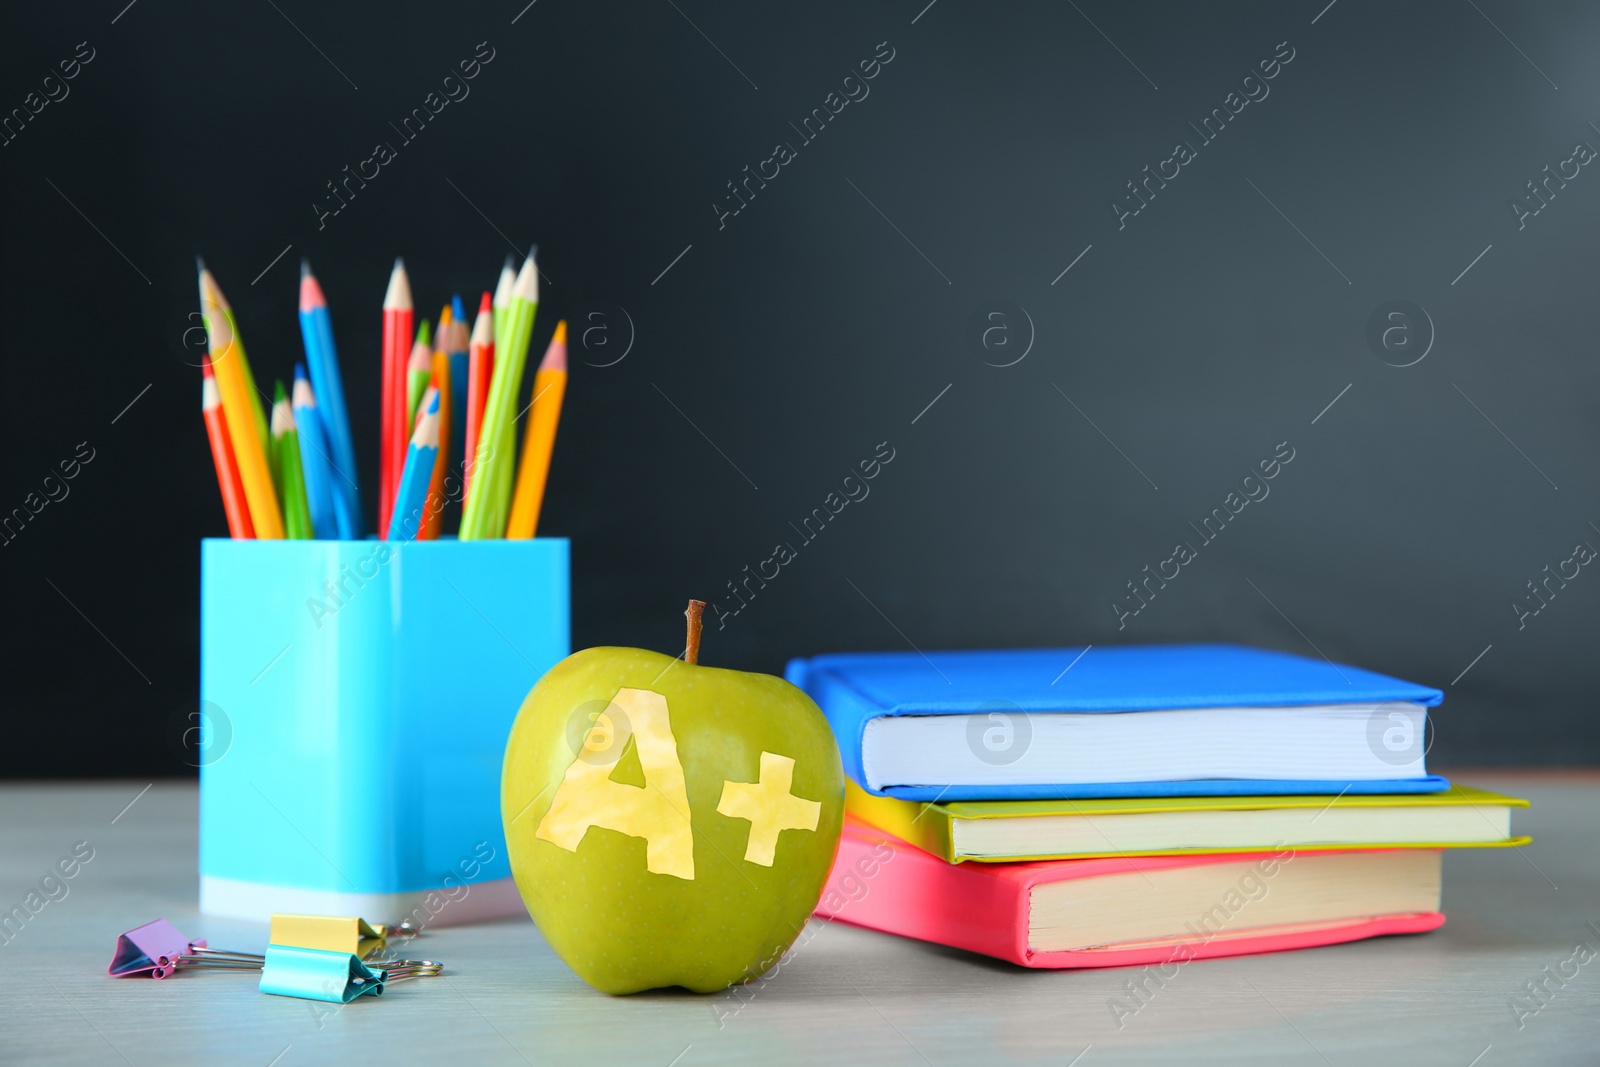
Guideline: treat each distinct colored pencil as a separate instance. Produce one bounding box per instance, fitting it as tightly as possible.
[271,381,313,540]
[506,321,568,539]
[461,250,539,539]
[200,263,284,539]
[201,260,270,454]
[406,319,433,431]
[421,352,454,540]
[429,304,458,456]
[201,355,254,538]
[447,294,470,469]
[470,266,513,534]
[388,387,440,541]
[486,255,520,536]
[379,258,414,538]
[462,291,495,503]
[292,364,339,540]
[438,305,456,343]
[492,255,515,354]
[298,260,362,538]
[432,305,453,364]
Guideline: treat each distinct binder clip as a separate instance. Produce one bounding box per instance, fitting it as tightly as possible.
[269,914,392,958]
[259,945,441,1004]
[109,918,283,979]
[109,919,207,979]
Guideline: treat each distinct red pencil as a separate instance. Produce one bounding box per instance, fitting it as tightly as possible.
[201,355,254,538]
[379,258,413,537]
[462,291,495,503]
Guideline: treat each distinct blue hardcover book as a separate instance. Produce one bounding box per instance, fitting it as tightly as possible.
[785,644,1447,801]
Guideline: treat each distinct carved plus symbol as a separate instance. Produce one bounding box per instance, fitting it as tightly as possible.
[716,752,821,866]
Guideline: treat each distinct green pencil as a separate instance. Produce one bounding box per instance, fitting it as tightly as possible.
[271,380,314,540]
[482,256,519,536]
[461,250,539,539]
[491,255,515,364]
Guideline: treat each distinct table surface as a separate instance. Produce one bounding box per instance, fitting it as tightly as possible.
[0,773,1595,1066]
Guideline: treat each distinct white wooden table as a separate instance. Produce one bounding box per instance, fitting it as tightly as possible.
[1,773,1594,1065]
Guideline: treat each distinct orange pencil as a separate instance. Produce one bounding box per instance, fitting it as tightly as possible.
[462,292,494,503]
[420,352,453,539]
[201,355,254,538]
[505,321,567,539]
[433,305,453,356]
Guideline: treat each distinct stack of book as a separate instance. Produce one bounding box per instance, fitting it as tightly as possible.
[788,644,1528,969]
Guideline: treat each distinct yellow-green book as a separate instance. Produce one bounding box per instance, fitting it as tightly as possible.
[846,778,1530,863]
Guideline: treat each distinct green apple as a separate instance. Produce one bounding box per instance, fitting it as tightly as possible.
[501,602,845,994]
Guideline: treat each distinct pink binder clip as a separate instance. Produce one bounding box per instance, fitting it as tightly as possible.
[109,919,206,979]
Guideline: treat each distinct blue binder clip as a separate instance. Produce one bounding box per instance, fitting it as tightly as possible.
[259,944,441,1004]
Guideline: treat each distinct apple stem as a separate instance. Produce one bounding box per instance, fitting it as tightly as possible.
[684,599,705,666]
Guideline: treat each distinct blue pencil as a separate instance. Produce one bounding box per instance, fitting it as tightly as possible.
[292,365,339,539]
[388,387,440,541]
[448,294,470,470]
[299,260,363,539]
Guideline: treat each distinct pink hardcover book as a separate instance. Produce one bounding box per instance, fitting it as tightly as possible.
[816,817,1445,969]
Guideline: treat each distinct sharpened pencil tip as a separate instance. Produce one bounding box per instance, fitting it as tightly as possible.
[542,323,568,372]
[503,253,515,270]
[294,362,308,382]
[383,258,413,309]
[298,263,327,310]
[195,254,207,274]
[271,387,295,437]
[526,244,538,262]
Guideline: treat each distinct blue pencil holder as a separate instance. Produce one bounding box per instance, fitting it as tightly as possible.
[198,538,569,926]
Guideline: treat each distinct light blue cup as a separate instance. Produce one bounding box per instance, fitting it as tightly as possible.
[199,538,568,926]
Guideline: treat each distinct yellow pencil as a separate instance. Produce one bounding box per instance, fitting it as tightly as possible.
[205,261,270,452]
[199,264,285,539]
[505,322,567,539]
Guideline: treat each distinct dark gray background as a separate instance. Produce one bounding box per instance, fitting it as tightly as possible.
[2,0,1595,776]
